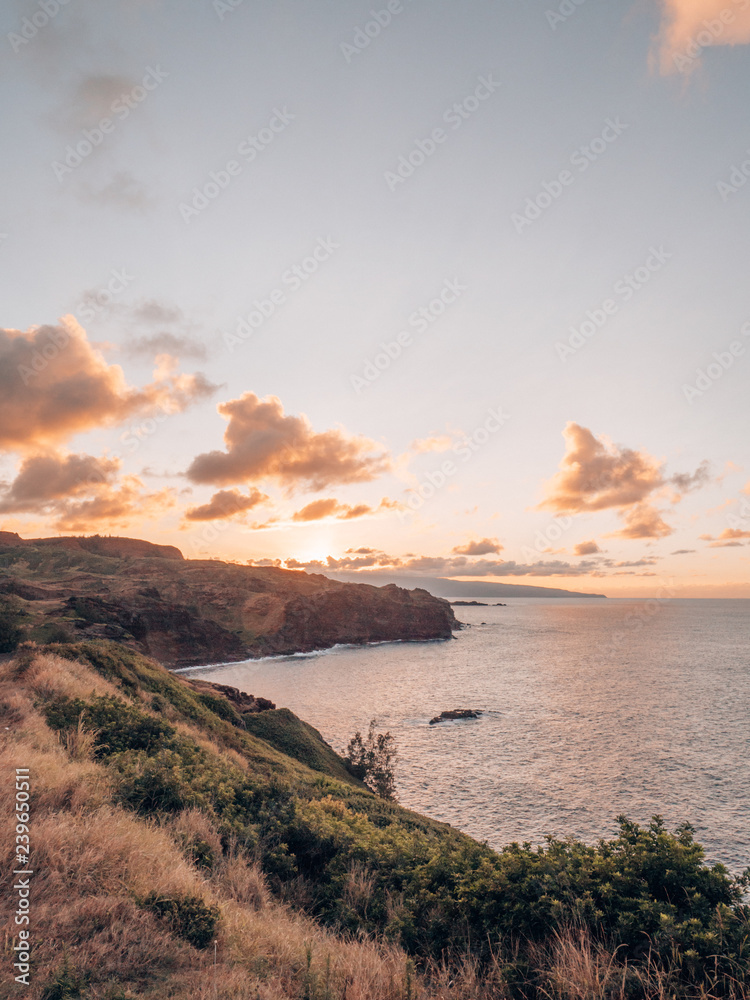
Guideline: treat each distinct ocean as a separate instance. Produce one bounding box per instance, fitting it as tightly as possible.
[186,598,750,871]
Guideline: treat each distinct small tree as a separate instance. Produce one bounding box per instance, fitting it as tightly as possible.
[343,719,398,800]
[0,594,24,653]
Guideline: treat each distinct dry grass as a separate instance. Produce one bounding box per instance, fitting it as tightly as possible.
[0,649,517,1000]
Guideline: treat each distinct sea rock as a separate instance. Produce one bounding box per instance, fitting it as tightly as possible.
[429,709,483,725]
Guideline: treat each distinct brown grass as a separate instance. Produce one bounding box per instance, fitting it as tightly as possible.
[0,648,517,1000]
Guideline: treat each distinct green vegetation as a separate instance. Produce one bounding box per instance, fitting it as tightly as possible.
[0,593,24,652]
[12,639,750,998]
[138,893,220,949]
[244,706,361,785]
[343,718,398,799]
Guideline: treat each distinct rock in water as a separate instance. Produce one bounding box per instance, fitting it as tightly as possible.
[429,709,482,725]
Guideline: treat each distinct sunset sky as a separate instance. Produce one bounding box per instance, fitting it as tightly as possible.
[1,0,749,597]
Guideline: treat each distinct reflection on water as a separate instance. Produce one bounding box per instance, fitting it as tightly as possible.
[188,599,750,870]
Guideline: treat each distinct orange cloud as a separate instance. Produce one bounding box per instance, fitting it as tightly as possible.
[0,317,216,452]
[0,450,174,531]
[184,488,269,522]
[539,424,665,514]
[656,0,750,74]
[574,540,601,556]
[186,392,390,491]
[610,503,674,540]
[291,497,399,523]
[538,423,708,540]
[452,538,503,556]
[700,528,750,547]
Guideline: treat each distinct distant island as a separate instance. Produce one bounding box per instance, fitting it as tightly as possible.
[0,532,458,668]
[328,571,607,599]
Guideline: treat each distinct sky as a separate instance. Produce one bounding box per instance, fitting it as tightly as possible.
[1,0,749,598]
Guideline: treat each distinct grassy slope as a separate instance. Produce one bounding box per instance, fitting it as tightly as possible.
[2,640,749,1000]
[242,708,357,786]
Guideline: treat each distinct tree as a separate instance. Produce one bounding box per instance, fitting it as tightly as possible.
[0,594,24,653]
[343,719,398,800]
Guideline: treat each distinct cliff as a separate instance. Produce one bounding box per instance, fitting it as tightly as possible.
[0,534,458,667]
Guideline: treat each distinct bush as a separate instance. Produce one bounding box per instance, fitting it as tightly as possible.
[40,957,89,999]
[139,892,220,949]
[0,594,24,652]
[343,719,398,800]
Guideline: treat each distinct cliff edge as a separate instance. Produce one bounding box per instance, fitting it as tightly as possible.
[0,534,458,667]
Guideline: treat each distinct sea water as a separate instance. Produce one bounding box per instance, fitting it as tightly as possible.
[187,598,750,871]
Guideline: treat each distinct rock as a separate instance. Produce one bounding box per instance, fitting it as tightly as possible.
[449,600,488,606]
[182,678,275,714]
[429,709,483,725]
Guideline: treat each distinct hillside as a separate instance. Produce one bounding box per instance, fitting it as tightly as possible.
[2,640,748,1000]
[0,534,458,668]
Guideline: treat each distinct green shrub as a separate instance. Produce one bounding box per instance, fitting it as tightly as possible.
[139,892,219,949]
[0,594,24,652]
[43,695,178,758]
[343,720,398,800]
[40,957,89,999]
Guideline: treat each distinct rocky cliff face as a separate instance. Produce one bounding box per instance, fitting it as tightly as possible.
[0,534,458,667]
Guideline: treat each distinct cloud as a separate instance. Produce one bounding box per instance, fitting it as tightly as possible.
[409,434,457,454]
[131,301,185,325]
[0,450,174,531]
[186,392,390,492]
[53,74,135,132]
[539,423,708,540]
[610,502,674,540]
[126,332,208,361]
[700,528,750,547]
[670,460,711,493]
[671,549,696,555]
[452,538,503,556]
[539,424,665,514]
[574,540,601,556]
[0,453,119,513]
[79,172,155,212]
[272,549,604,579]
[0,317,217,452]
[184,488,269,522]
[656,0,750,74]
[291,497,400,523]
